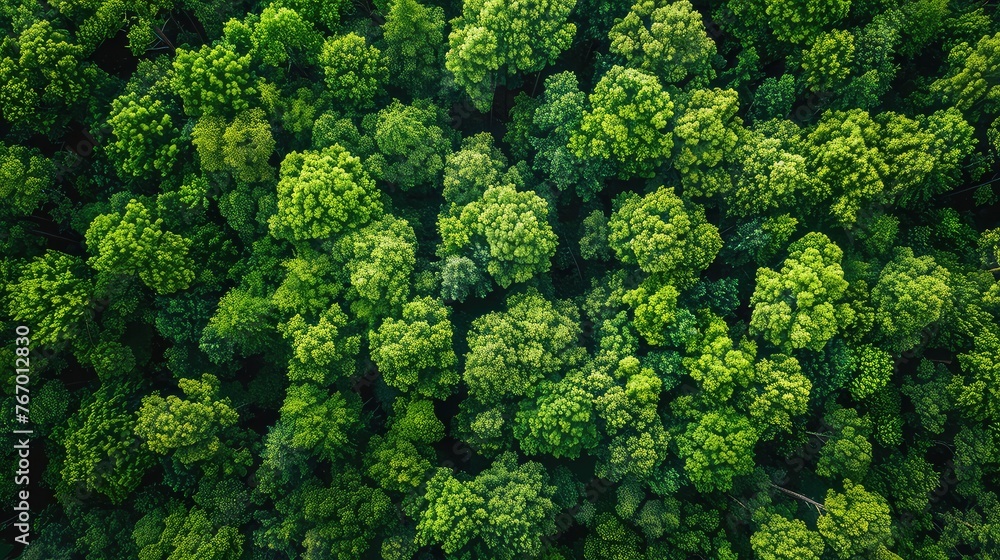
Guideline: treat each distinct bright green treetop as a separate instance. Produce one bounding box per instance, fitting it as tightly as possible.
[804,109,888,226]
[278,383,359,462]
[950,327,1000,422]
[370,296,458,398]
[61,385,155,504]
[750,232,852,352]
[816,406,873,481]
[930,31,1000,119]
[279,303,360,384]
[871,247,952,352]
[319,32,387,112]
[818,480,895,559]
[137,506,244,560]
[85,199,196,295]
[191,108,275,183]
[608,186,721,286]
[464,290,585,403]
[135,373,240,466]
[445,0,576,110]
[171,42,254,118]
[6,251,92,347]
[105,92,182,178]
[750,510,825,560]
[363,98,452,190]
[0,19,89,132]
[671,88,742,198]
[332,215,416,323]
[609,0,717,86]
[515,376,599,459]
[438,184,558,288]
[676,407,758,493]
[682,312,756,402]
[764,0,851,44]
[801,29,855,92]
[569,66,675,178]
[416,453,557,560]
[744,354,811,433]
[250,5,322,66]
[382,0,446,95]
[0,143,52,217]
[269,145,383,242]
[729,126,825,217]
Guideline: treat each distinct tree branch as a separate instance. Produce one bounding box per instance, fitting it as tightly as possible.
[770,483,826,512]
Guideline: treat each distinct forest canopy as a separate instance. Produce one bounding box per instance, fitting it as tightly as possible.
[2,0,1000,559]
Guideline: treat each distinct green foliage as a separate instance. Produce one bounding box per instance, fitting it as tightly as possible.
[816,406,873,481]
[371,296,458,398]
[6,251,92,346]
[278,383,359,461]
[801,29,854,92]
[271,0,349,31]
[445,0,576,110]
[61,385,155,504]
[319,32,387,112]
[745,354,811,433]
[803,109,888,226]
[0,143,52,217]
[529,72,608,199]
[682,312,755,401]
[569,66,675,178]
[279,303,360,383]
[950,327,1000,422]
[4,2,1000,558]
[750,510,825,560]
[849,344,893,399]
[417,453,557,559]
[751,74,797,121]
[271,247,341,318]
[515,376,598,458]
[191,109,275,182]
[871,247,952,352]
[464,290,585,403]
[172,43,254,118]
[363,98,452,189]
[583,512,643,560]
[930,32,1000,120]
[438,184,558,288]
[138,505,244,560]
[270,145,383,241]
[818,480,895,559]
[623,279,679,346]
[609,0,717,86]
[0,19,89,132]
[750,232,852,352]
[86,200,195,294]
[672,88,741,197]
[608,186,721,286]
[135,373,240,466]
[250,5,322,66]
[579,209,611,261]
[676,407,758,492]
[105,92,182,178]
[442,132,508,206]
[200,286,276,363]
[765,0,850,44]
[333,215,417,323]
[729,126,823,217]
[382,0,445,95]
